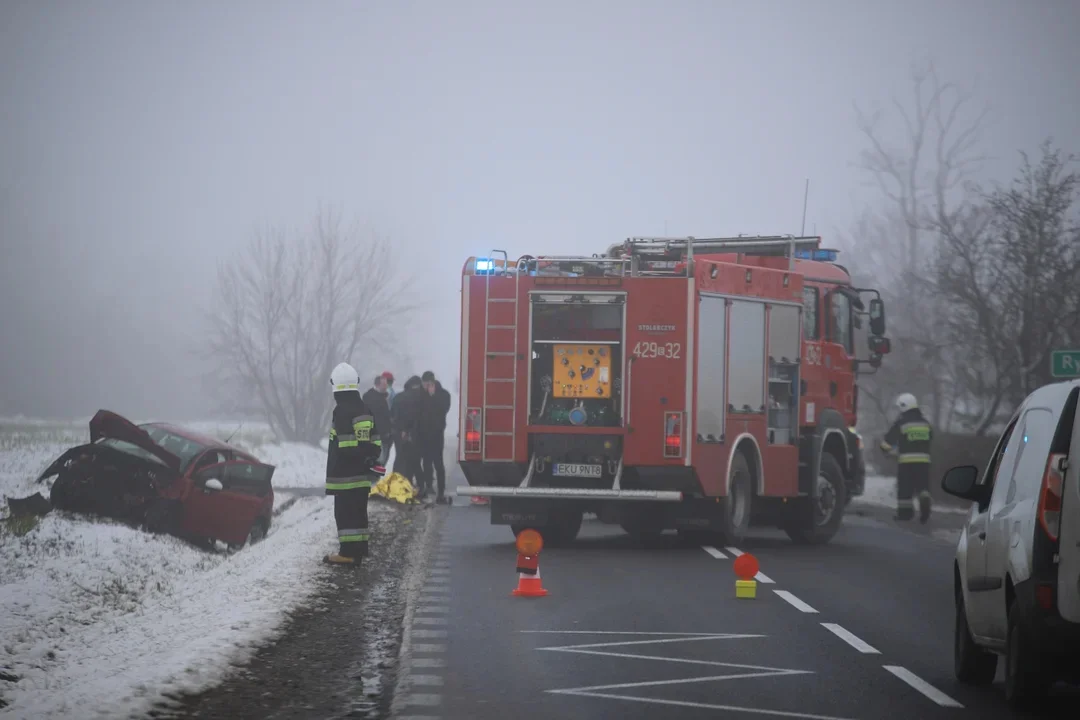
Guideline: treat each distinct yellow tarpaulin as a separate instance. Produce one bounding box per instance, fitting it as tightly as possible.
[370,472,419,504]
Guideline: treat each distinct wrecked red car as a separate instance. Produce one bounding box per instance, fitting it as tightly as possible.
[37,410,275,550]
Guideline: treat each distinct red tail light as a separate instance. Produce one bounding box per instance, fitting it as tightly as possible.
[465,408,482,453]
[1038,453,1066,541]
[664,412,683,458]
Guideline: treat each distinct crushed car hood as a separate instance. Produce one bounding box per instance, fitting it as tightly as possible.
[89,409,182,472]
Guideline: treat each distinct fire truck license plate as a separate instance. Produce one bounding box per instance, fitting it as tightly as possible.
[553,463,602,478]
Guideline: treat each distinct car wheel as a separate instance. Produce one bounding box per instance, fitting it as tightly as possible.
[954,591,997,685]
[1004,598,1052,708]
[783,453,847,545]
[228,520,269,552]
[143,498,182,535]
[720,452,753,547]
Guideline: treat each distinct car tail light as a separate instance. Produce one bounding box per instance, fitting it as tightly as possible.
[1038,453,1066,541]
[664,412,683,458]
[465,408,481,453]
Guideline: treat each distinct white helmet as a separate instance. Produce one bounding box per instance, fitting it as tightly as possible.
[330,362,360,393]
[895,393,917,412]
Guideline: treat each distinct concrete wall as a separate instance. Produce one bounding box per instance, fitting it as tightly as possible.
[870,431,1000,508]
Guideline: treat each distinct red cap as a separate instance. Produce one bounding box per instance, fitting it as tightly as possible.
[381,371,395,380]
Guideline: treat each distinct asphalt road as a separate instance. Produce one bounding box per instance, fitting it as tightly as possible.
[390,500,1079,720]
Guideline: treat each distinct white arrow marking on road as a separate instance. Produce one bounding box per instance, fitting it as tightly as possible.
[883,666,964,708]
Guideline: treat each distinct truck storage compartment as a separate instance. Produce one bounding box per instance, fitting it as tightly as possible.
[528,292,625,428]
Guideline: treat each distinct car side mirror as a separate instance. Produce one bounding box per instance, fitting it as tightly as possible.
[868,298,886,337]
[941,466,981,503]
[204,478,223,491]
[868,352,882,369]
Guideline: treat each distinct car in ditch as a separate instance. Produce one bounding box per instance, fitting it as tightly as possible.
[37,410,275,550]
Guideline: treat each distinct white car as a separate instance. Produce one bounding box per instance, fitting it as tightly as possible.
[943,379,1080,708]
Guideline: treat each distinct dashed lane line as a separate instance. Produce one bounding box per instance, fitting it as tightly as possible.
[773,590,818,613]
[702,545,728,559]
[821,624,880,654]
[884,665,964,708]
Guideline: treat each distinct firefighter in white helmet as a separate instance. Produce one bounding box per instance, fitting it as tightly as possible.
[324,362,385,565]
[879,392,934,523]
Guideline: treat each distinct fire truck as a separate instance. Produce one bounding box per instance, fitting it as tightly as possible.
[453,235,891,547]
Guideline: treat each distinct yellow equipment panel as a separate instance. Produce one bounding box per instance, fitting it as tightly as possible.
[552,343,612,399]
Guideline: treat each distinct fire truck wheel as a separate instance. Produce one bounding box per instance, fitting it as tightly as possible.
[719,451,753,546]
[783,452,847,545]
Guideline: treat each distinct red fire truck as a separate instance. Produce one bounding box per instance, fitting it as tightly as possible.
[453,235,891,546]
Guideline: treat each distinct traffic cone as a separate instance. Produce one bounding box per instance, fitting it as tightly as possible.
[512,564,549,597]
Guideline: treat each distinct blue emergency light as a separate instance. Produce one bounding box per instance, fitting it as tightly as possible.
[793,248,840,262]
[475,258,495,274]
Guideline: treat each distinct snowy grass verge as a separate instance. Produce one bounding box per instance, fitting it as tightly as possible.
[852,474,971,515]
[0,420,384,718]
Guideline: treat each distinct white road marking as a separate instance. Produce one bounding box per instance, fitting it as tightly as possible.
[821,623,880,654]
[404,693,442,706]
[721,547,773,582]
[414,616,448,625]
[411,643,446,653]
[547,690,860,720]
[416,605,450,614]
[774,590,818,613]
[411,657,447,668]
[702,545,728,559]
[429,568,451,575]
[409,674,444,686]
[523,630,748,635]
[884,665,964,707]
[398,716,440,720]
[539,632,853,720]
[412,629,448,638]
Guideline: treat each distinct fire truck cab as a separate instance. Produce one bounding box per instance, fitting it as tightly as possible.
[454,235,890,547]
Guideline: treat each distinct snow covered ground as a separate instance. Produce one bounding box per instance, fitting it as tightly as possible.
[0,418,384,719]
[853,473,971,515]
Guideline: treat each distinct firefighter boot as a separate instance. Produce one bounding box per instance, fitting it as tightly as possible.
[323,553,359,566]
[918,491,933,524]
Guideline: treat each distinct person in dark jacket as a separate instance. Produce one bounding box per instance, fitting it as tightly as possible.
[391,375,427,492]
[880,392,933,523]
[363,375,393,467]
[324,362,384,565]
[419,371,452,503]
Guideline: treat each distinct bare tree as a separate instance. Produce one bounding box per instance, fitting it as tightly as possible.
[851,60,989,430]
[206,206,415,443]
[936,141,1080,433]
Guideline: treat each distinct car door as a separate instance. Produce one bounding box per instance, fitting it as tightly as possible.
[215,461,275,545]
[183,460,233,543]
[1060,395,1080,623]
[983,407,1055,640]
[965,415,1020,642]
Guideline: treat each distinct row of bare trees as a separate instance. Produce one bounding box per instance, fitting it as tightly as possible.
[205,207,416,443]
[849,62,1080,436]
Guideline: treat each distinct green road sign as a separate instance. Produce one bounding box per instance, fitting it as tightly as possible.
[1051,350,1080,378]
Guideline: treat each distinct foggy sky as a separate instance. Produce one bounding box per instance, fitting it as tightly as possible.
[2,0,1078,422]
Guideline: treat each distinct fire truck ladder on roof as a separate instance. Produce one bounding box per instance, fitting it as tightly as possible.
[614,235,823,271]
[481,250,518,462]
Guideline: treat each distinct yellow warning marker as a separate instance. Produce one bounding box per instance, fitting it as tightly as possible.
[733,554,760,600]
[735,579,758,599]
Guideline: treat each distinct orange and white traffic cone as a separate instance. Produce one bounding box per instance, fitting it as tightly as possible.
[512,562,549,597]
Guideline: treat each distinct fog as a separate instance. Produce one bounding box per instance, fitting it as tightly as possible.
[1,0,1077,422]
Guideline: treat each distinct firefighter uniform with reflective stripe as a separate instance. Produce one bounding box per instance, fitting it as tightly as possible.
[326,383,383,563]
[880,407,933,522]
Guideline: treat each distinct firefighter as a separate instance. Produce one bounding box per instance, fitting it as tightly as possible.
[324,362,384,566]
[879,392,933,523]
